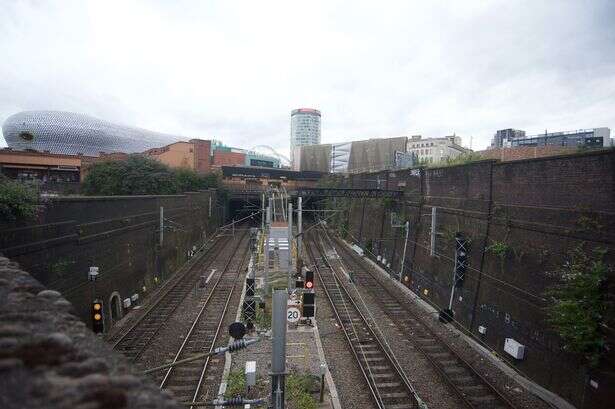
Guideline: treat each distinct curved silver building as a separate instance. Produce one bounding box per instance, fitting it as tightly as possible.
[2,111,186,156]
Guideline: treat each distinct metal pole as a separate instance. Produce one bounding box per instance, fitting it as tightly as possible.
[160,206,164,247]
[448,248,458,310]
[265,207,270,275]
[298,197,303,259]
[430,207,436,256]
[208,196,212,218]
[261,193,265,232]
[288,202,293,247]
[271,290,287,409]
[400,221,409,282]
[288,202,293,290]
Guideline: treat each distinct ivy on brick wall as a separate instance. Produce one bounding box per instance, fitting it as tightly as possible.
[546,246,610,367]
[0,175,39,223]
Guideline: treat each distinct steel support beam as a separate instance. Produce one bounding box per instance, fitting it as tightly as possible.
[291,187,403,199]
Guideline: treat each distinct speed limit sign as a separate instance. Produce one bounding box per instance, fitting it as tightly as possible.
[287,307,301,323]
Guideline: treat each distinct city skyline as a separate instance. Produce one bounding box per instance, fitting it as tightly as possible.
[1,1,614,157]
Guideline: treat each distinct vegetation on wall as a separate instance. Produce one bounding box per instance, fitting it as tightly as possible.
[82,155,219,196]
[546,246,610,367]
[485,240,510,259]
[428,152,485,168]
[0,175,39,223]
[174,168,220,193]
[315,174,351,235]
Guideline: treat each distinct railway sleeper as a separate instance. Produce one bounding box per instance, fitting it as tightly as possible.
[375,381,402,388]
[172,365,202,375]
[367,365,390,371]
[425,351,450,359]
[371,373,395,379]
[357,341,378,347]
[167,384,196,392]
[458,384,487,394]
[360,355,386,362]
[442,366,466,375]
[356,349,381,355]
[414,336,436,344]
[379,391,409,400]
[467,394,497,405]
[383,404,414,409]
[449,374,474,384]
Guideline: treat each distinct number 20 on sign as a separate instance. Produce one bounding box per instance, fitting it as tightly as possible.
[287,307,301,323]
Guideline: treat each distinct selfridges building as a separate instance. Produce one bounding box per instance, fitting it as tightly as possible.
[2,111,185,156]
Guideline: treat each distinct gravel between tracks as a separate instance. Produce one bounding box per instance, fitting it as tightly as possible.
[124,232,250,402]
[335,237,553,409]
[315,277,378,409]
[342,279,464,409]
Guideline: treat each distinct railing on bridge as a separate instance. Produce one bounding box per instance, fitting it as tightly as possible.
[224,186,404,199]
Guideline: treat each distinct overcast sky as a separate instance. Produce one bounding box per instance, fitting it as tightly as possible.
[1,1,614,156]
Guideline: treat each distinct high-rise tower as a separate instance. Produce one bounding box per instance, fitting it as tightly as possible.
[290,108,321,167]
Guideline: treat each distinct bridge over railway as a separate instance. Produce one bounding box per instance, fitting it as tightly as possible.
[227,187,403,199]
[221,165,404,199]
[291,187,403,198]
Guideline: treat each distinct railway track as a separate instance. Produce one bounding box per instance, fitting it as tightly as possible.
[110,233,234,361]
[155,230,251,406]
[306,230,421,409]
[321,227,519,409]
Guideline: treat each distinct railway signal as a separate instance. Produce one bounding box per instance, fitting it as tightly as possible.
[454,233,468,287]
[295,272,304,288]
[302,292,315,318]
[304,269,314,289]
[441,232,469,323]
[92,299,104,334]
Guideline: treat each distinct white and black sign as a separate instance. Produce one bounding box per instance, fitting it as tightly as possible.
[287,307,301,323]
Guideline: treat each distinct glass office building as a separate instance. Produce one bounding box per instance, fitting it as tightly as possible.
[2,111,185,156]
[290,108,321,154]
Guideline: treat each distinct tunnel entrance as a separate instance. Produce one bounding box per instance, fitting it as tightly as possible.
[109,292,123,323]
[228,197,262,225]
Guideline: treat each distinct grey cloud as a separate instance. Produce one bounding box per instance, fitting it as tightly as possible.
[1,1,614,154]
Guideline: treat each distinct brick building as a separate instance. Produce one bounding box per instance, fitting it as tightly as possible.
[0,149,82,183]
[143,139,212,173]
[211,150,246,168]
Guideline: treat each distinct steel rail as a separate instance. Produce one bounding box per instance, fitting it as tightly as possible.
[306,231,420,409]
[111,233,230,358]
[307,235,386,408]
[328,230,519,409]
[158,230,251,408]
[190,240,252,406]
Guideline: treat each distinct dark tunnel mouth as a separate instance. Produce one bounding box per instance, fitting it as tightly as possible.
[18,131,34,141]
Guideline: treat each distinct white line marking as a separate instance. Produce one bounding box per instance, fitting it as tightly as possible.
[206,269,216,284]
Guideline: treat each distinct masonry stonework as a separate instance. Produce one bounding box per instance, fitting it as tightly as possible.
[325,150,615,409]
[0,191,221,328]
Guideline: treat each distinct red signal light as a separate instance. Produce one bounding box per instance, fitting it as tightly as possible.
[304,269,314,289]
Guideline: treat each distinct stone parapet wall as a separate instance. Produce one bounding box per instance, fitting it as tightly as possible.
[0,256,180,409]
